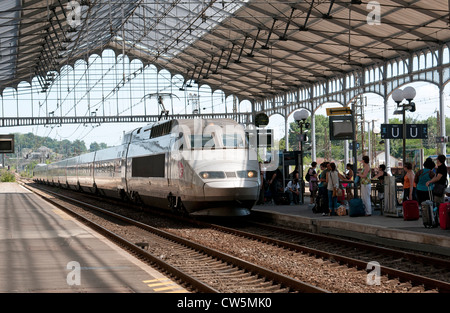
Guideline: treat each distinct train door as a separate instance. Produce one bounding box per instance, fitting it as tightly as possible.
[120,143,130,194]
[168,137,175,188]
[168,131,185,190]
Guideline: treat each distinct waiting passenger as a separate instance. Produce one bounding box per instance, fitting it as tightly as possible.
[339,163,354,201]
[373,164,388,200]
[357,156,372,216]
[415,158,435,204]
[426,154,448,205]
[315,162,329,215]
[402,162,417,202]
[267,167,284,204]
[318,162,329,197]
[326,162,339,216]
[285,178,301,205]
[307,162,318,204]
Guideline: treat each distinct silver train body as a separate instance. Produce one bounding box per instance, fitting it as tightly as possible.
[33,118,261,216]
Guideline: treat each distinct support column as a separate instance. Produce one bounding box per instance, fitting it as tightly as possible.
[285,115,289,151]
[384,96,391,174]
[311,110,316,161]
[439,84,446,155]
[344,140,349,165]
[438,45,447,155]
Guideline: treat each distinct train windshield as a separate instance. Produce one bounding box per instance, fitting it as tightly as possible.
[189,133,246,149]
[222,134,245,148]
[190,135,215,149]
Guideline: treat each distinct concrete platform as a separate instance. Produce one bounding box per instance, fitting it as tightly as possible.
[0,182,188,293]
[252,198,450,257]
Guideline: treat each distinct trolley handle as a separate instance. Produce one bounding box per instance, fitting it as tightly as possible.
[428,185,434,202]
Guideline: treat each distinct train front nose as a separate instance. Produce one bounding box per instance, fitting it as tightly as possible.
[203,180,259,201]
[187,180,259,216]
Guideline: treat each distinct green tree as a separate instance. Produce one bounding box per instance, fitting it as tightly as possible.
[89,142,101,152]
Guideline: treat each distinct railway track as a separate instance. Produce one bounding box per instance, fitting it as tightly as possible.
[22,182,327,293]
[23,181,450,293]
[207,221,450,293]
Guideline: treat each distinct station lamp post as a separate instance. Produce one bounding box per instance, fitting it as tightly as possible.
[294,109,310,204]
[392,86,416,168]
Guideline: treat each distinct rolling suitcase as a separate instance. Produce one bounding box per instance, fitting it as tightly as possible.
[439,202,450,230]
[402,200,419,220]
[422,188,439,228]
[349,198,365,217]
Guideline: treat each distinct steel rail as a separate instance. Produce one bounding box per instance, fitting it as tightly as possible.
[25,180,450,292]
[205,221,450,293]
[21,182,218,293]
[23,182,328,293]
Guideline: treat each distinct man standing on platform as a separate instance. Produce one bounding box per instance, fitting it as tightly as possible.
[426,155,448,205]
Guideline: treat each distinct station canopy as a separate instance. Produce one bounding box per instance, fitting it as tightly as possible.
[0,0,449,100]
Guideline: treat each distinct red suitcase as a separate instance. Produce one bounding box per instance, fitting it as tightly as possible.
[403,200,420,220]
[439,203,450,230]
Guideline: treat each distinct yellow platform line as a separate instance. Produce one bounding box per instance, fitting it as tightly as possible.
[143,278,170,284]
[147,282,174,287]
[154,284,179,292]
[142,278,188,293]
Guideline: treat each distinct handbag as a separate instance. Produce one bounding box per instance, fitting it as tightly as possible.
[330,172,342,197]
[433,183,446,197]
[333,187,343,197]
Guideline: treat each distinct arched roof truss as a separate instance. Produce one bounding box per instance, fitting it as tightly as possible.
[0,0,448,107]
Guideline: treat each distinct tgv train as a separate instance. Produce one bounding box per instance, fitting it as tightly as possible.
[33,118,261,216]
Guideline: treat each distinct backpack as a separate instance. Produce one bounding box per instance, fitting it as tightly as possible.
[305,168,311,182]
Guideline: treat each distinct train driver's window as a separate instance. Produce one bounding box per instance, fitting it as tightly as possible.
[190,135,215,149]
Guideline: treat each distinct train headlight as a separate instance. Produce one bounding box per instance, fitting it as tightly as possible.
[199,171,226,179]
[237,170,257,178]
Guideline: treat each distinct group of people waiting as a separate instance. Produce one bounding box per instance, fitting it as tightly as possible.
[259,154,449,215]
[401,154,448,206]
[307,156,375,216]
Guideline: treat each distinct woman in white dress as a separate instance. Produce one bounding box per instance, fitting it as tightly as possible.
[357,155,372,216]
